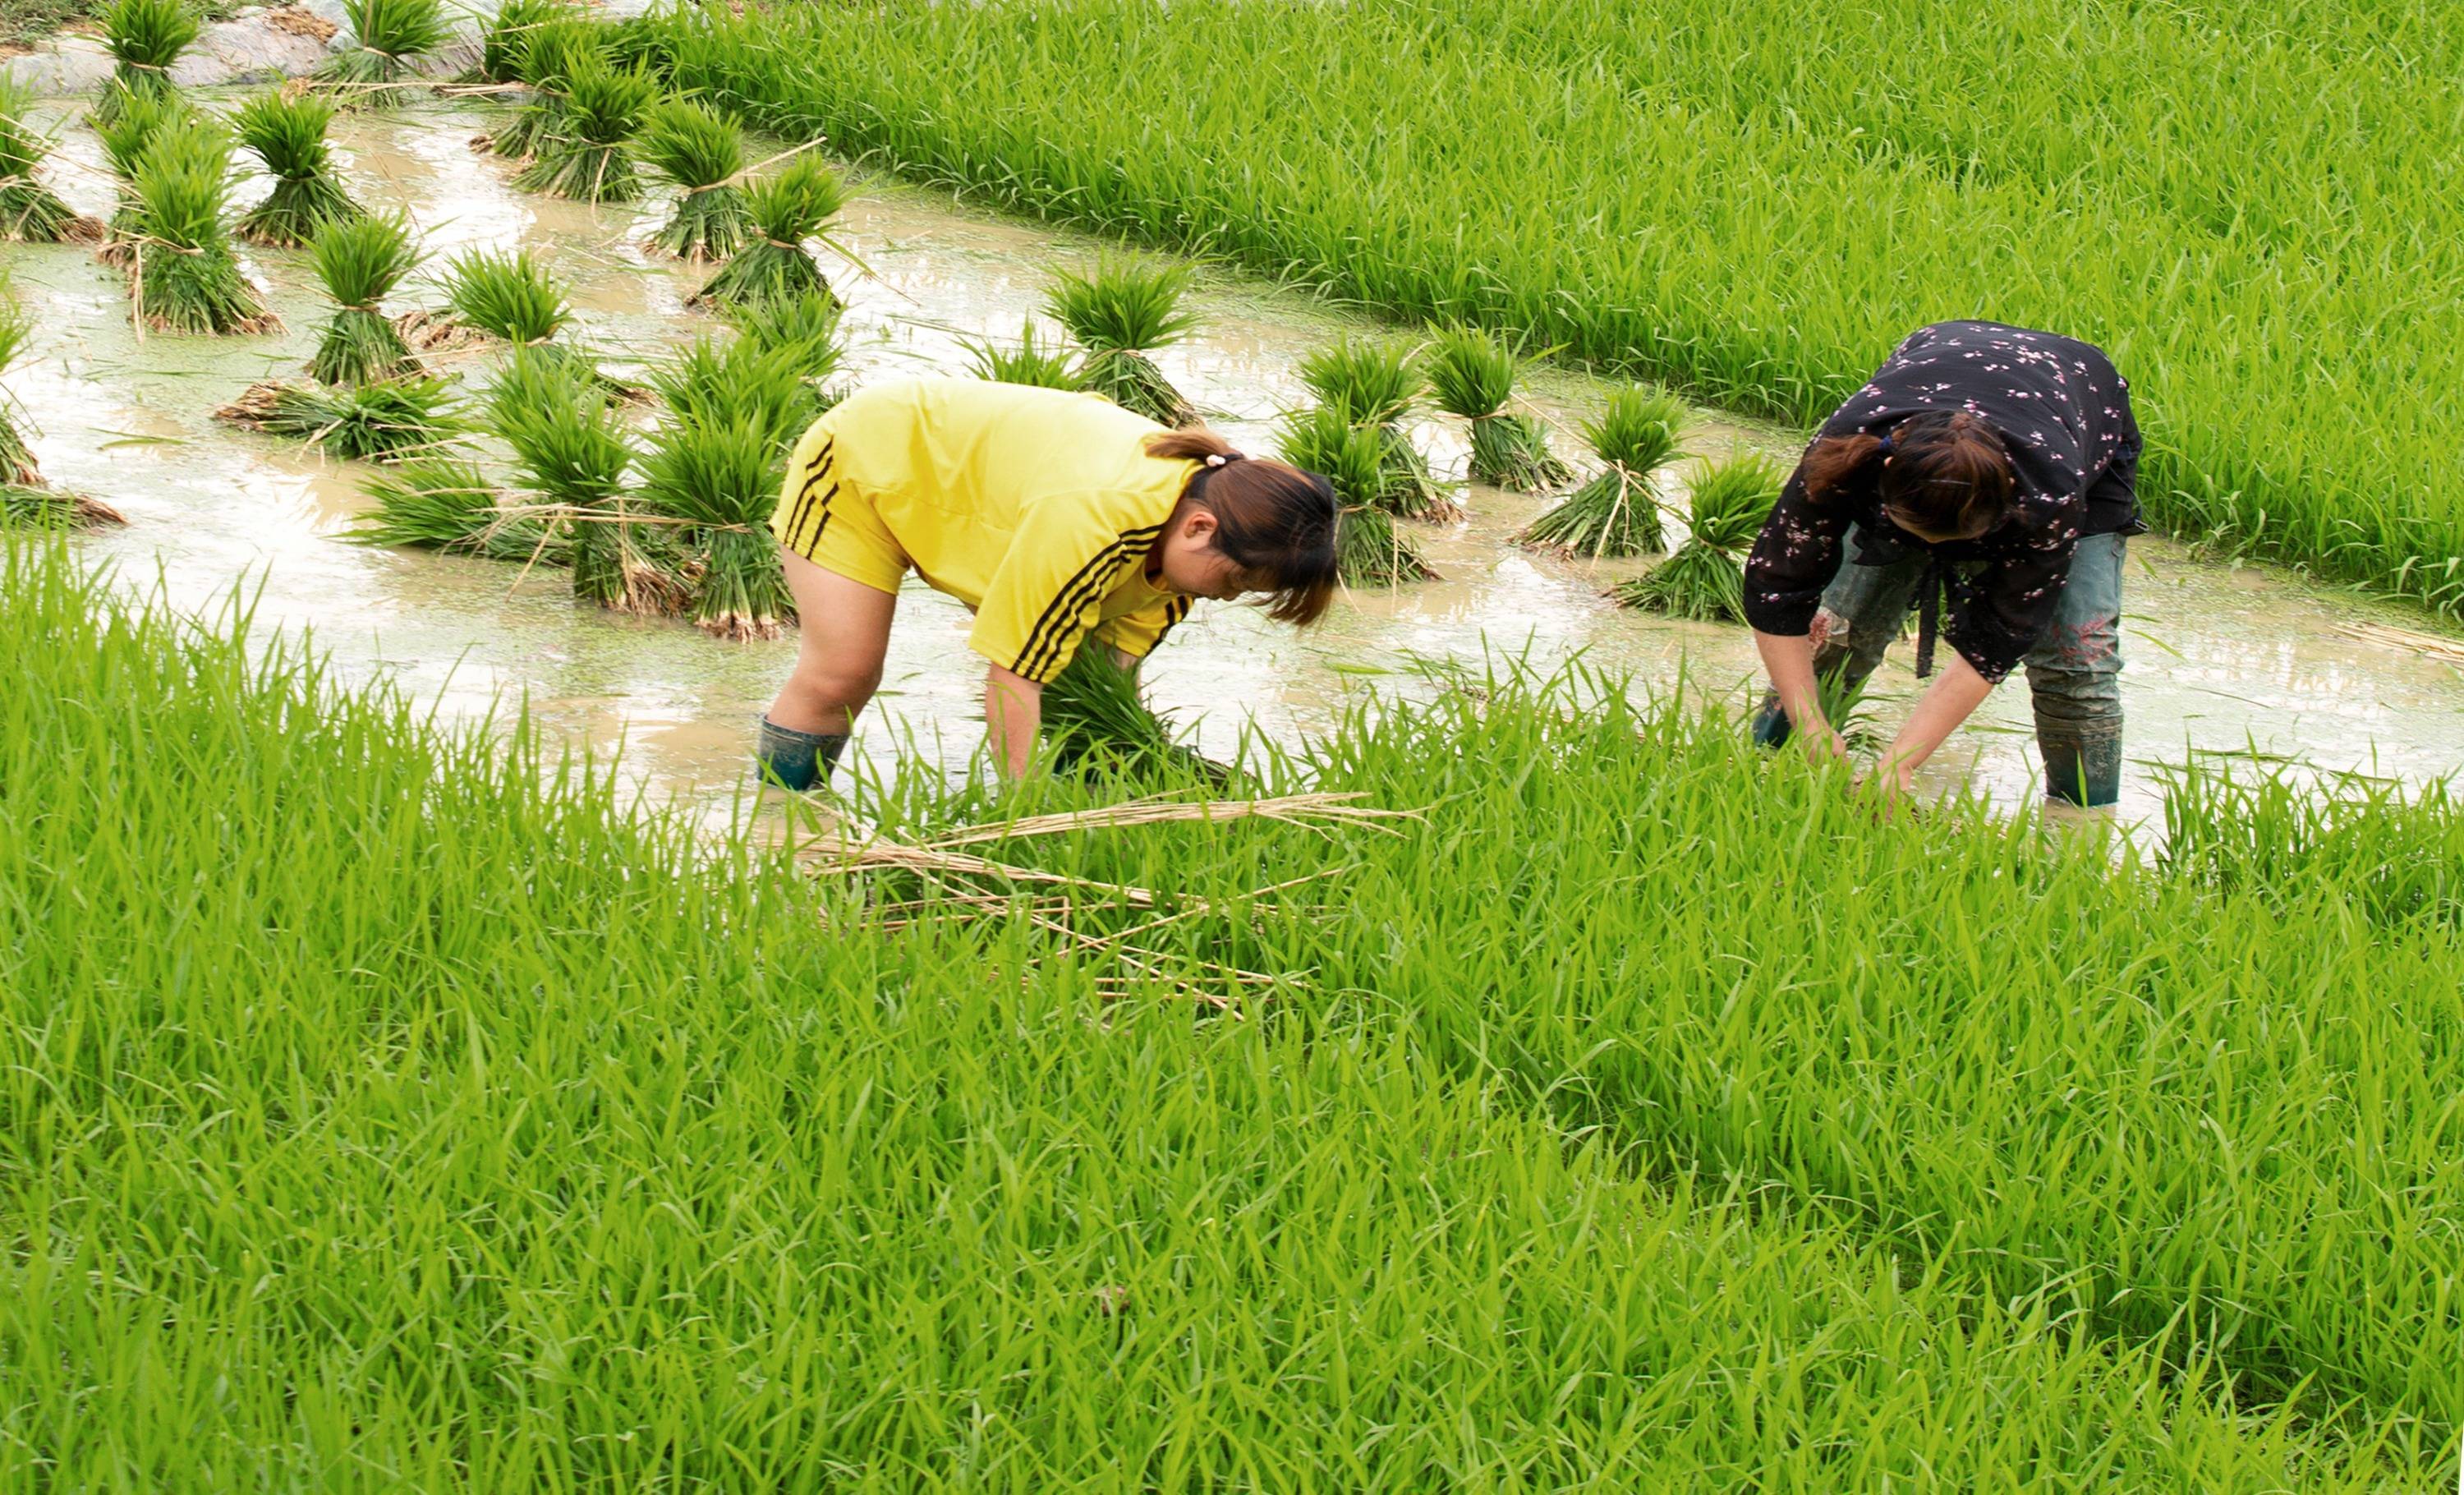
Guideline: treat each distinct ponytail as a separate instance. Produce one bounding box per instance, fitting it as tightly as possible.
[1800,431,1888,504]
[1145,428,1339,625]
[1800,410,2015,543]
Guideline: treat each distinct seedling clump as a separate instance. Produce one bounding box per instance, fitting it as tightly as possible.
[1614,451,1786,621]
[122,122,282,336]
[1297,337,1453,520]
[349,457,563,562]
[0,84,106,244]
[490,346,677,614]
[232,90,362,248]
[1519,385,1689,558]
[1041,646,1230,785]
[513,55,655,203]
[1428,324,1570,493]
[722,288,846,396]
[963,322,1083,391]
[473,0,579,85]
[1280,402,1437,586]
[319,0,453,108]
[438,248,637,399]
[638,97,749,260]
[1043,258,1199,428]
[690,155,848,310]
[215,376,463,463]
[485,18,601,159]
[641,413,793,640]
[306,212,425,385]
[93,0,197,126]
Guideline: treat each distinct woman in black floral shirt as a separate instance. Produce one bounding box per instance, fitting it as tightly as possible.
[1744,320,2142,807]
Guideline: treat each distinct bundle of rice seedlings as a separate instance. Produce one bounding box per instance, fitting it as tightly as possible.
[1427,324,1571,492]
[306,212,423,384]
[0,84,106,243]
[512,55,653,202]
[1041,646,1230,785]
[122,125,281,336]
[688,154,848,310]
[722,286,844,384]
[652,334,817,445]
[489,346,675,613]
[472,0,578,85]
[319,0,453,107]
[484,17,601,159]
[347,457,564,562]
[232,90,361,248]
[92,85,189,251]
[1042,257,1198,427]
[1296,337,1453,520]
[0,291,126,528]
[1279,403,1436,586]
[1612,451,1787,622]
[1518,385,1689,558]
[439,246,568,347]
[93,0,197,126]
[215,376,463,462]
[638,97,747,260]
[963,321,1083,390]
[641,413,791,639]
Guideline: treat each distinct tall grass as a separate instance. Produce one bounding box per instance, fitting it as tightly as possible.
[0,536,2453,1484]
[642,0,2464,621]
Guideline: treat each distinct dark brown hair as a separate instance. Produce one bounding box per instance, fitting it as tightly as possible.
[1147,429,1339,624]
[1800,410,2016,542]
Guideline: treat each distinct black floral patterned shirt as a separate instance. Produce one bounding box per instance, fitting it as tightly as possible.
[1741,321,2142,683]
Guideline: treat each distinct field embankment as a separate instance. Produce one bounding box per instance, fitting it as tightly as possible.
[641,0,2464,618]
[3,536,2460,1484]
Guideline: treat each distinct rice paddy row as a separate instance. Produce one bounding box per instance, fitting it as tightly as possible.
[3,533,2455,1487]
[632,0,2464,623]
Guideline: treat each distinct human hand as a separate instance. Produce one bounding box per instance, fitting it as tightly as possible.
[1800,724,1852,769]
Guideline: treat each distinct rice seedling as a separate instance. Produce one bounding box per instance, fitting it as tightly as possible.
[638,97,748,260]
[1427,324,1570,492]
[721,286,845,389]
[91,0,196,126]
[688,154,848,310]
[0,83,105,243]
[640,413,791,639]
[650,334,818,445]
[472,0,578,85]
[1039,646,1230,784]
[1611,450,1786,621]
[319,0,453,107]
[511,55,655,203]
[305,212,423,385]
[231,90,361,248]
[91,84,189,251]
[1041,257,1199,427]
[120,123,281,336]
[439,246,568,347]
[1518,385,1689,557]
[963,320,1083,390]
[1280,402,1436,586]
[1296,336,1452,519]
[489,345,676,613]
[347,456,565,562]
[214,375,463,462]
[484,16,600,159]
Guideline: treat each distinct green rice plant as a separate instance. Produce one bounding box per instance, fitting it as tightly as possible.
[1280,402,1436,586]
[1611,450,1786,621]
[121,124,280,336]
[231,89,361,248]
[637,96,747,260]
[92,0,196,126]
[963,320,1083,390]
[472,0,579,85]
[489,345,676,614]
[641,413,791,639]
[347,456,565,563]
[214,375,463,462]
[688,154,848,310]
[1039,646,1230,785]
[1296,336,1451,519]
[511,55,655,203]
[1427,324,1570,493]
[90,84,189,250]
[1042,256,1198,427]
[1519,385,1689,557]
[305,212,423,385]
[436,246,637,400]
[9,531,2443,1486]
[650,334,817,446]
[721,286,844,389]
[0,83,106,243]
[484,16,600,159]
[319,0,453,107]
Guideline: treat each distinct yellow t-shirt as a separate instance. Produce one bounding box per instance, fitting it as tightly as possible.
[774,378,1198,683]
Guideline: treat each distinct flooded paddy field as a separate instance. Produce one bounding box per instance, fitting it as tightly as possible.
[11,97,2462,831]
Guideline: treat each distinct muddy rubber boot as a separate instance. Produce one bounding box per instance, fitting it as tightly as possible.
[2040,732,2122,808]
[1750,689,1795,749]
[755,717,847,792]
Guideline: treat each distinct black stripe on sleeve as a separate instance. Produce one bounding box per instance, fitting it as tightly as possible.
[1011,524,1165,679]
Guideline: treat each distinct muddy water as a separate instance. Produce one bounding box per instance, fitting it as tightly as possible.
[10,99,2463,832]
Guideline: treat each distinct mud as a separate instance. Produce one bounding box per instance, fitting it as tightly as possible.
[7,99,2462,835]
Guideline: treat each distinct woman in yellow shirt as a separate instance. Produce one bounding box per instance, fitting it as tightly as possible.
[756,376,1340,787]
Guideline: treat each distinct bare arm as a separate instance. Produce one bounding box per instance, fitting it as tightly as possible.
[1873,655,1994,792]
[1753,629,1850,766]
[983,665,1044,779]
